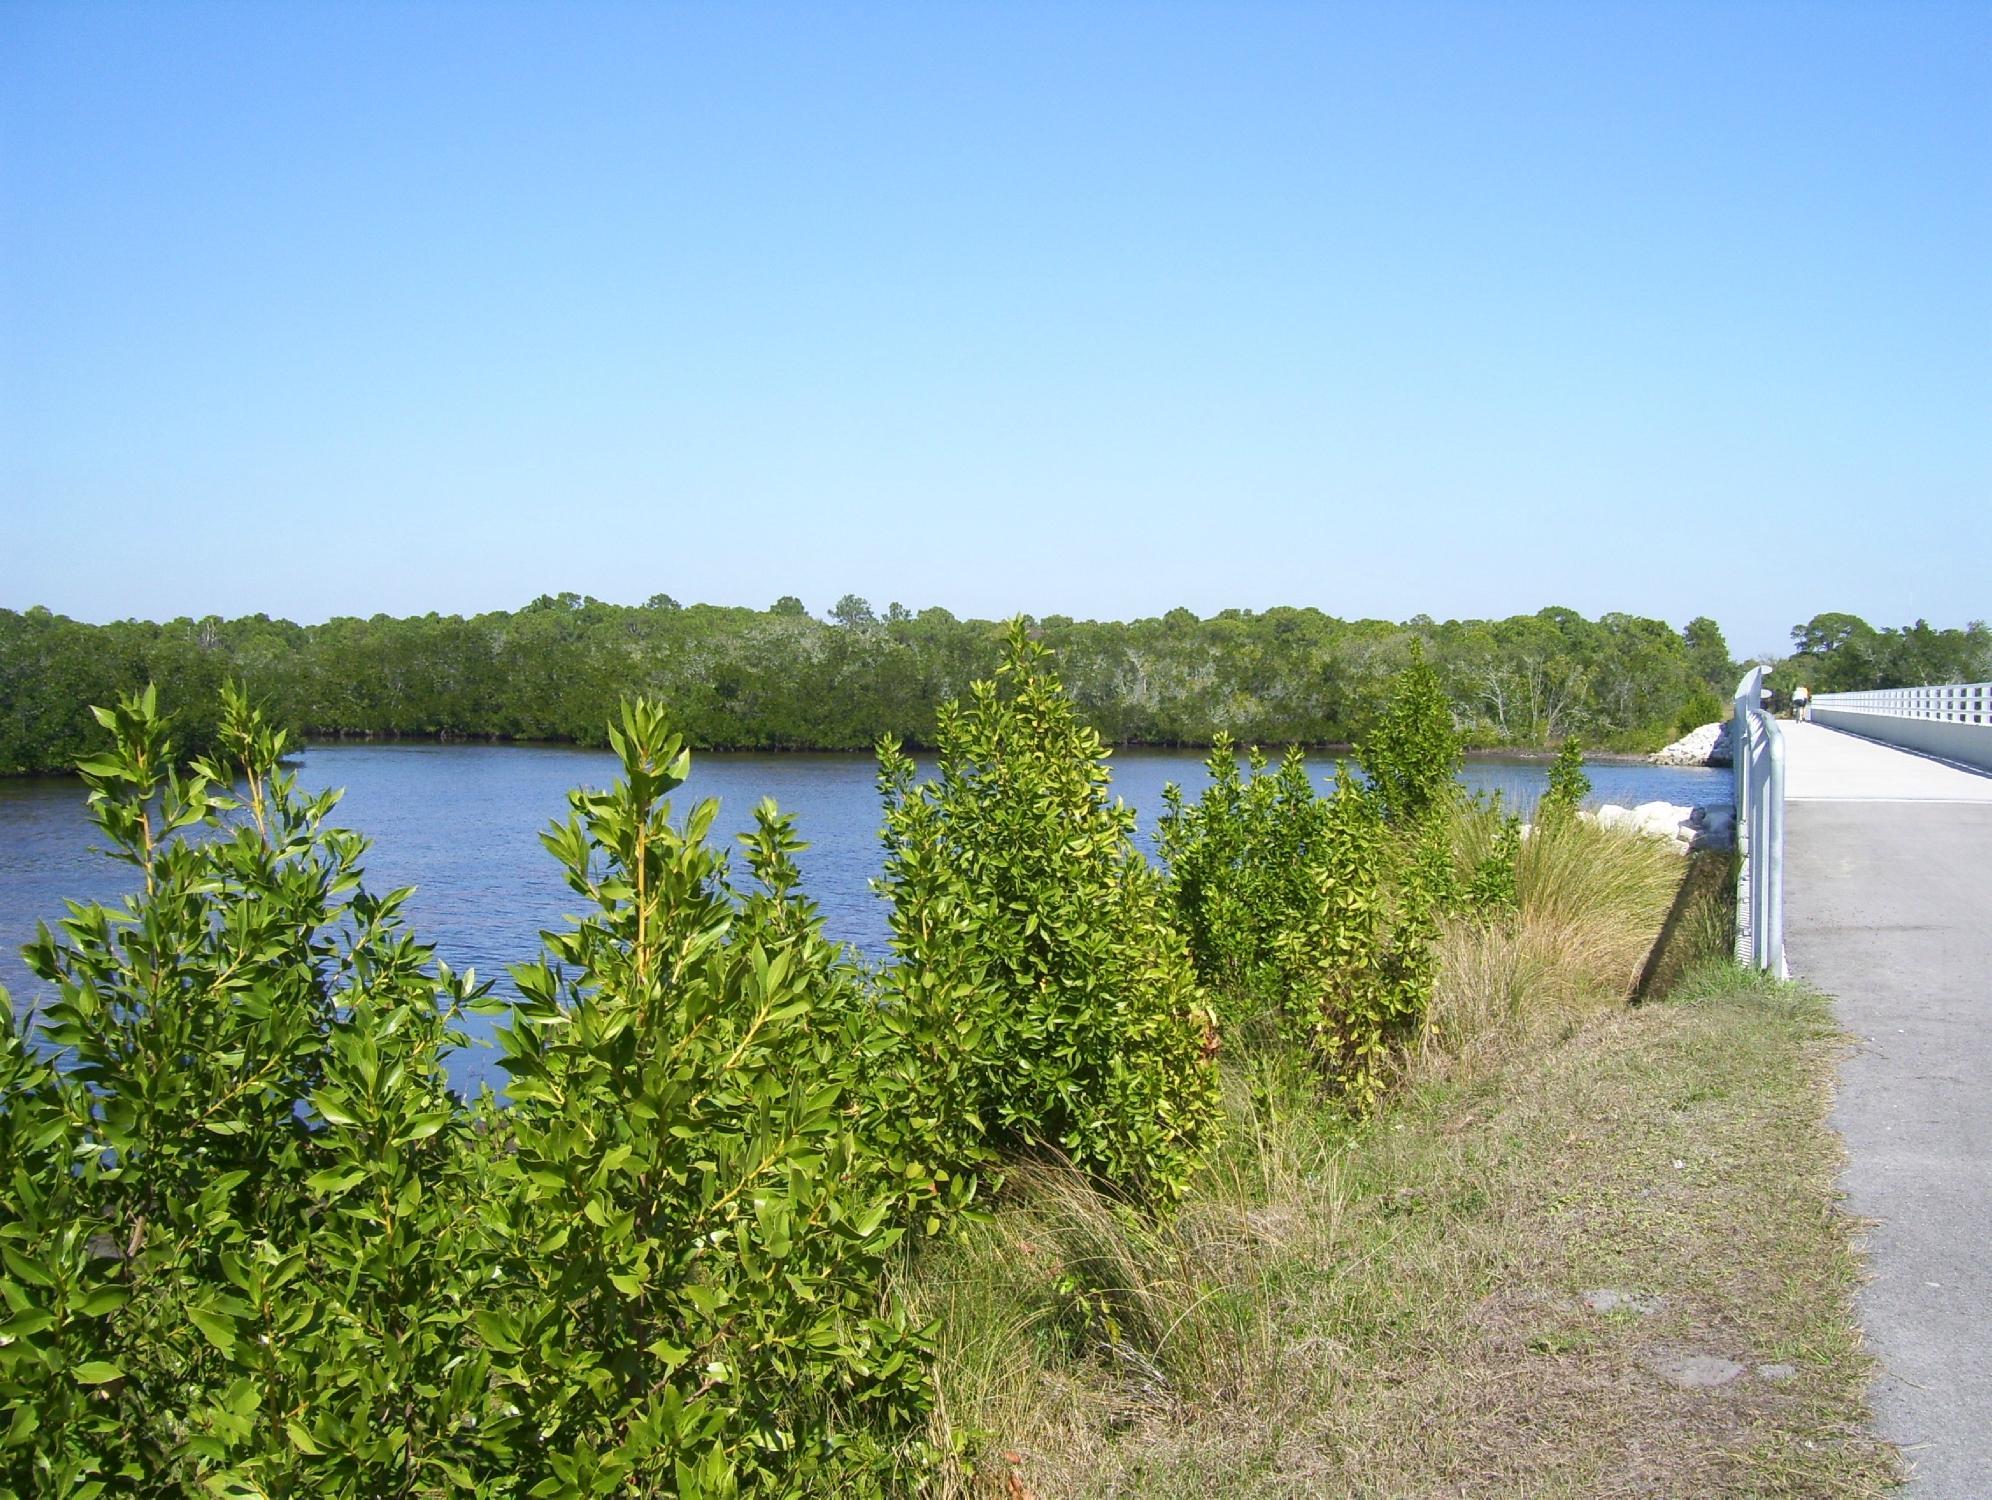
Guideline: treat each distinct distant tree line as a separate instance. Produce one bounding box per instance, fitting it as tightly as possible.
[1778,612,1991,696]
[0,593,1979,775]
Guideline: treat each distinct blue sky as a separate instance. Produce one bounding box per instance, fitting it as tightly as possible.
[3,2,1985,657]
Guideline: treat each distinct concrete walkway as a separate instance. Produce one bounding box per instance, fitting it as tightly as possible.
[1781,722,1992,1494]
[1782,719,1992,803]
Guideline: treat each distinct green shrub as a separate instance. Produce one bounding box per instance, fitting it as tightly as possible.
[0,688,945,1496]
[877,623,1222,1208]
[1462,800,1523,913]
[1357,644,1461,824]
[865,760,1002,1233]
[1540,737,1590,821]
[1673,686,1726,739]
[1275,773,1439,1109]
[1157,738,1330,1027]
[488,698,938,1494]
[1156,660,1493,1110]
[3,683,493,1495]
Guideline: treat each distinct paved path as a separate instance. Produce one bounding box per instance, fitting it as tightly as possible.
[1781,722,1992,1494]
[1782,719,1992,803]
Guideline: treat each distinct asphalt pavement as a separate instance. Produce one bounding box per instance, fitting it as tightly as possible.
[1783,729,1992,1495]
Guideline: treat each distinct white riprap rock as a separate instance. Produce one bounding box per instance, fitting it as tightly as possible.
[1583,800,1735,853]
[1651,719,1733,767]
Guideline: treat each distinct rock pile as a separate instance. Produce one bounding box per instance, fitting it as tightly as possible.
[1652,719,1733,767]
[1583,801,1735,853]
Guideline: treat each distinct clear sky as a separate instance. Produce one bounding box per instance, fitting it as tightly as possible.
[3,2,1985,657]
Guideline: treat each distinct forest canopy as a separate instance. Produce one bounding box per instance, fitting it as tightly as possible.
[1,596,1982,775]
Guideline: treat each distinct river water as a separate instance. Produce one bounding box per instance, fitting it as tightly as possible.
[0,744,1727,1090]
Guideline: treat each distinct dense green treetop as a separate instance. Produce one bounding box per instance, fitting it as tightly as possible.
[1,596,1981,775]
[1781,612,1990,695]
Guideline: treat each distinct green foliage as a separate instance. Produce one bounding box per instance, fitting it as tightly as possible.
[1357,644,1461,824]
[8,598,1928,775]
[1,687,947,1495]
[1540,737,1590,822]
[1273,775,1439,1108]
[486,697,939,1494]
[1158,667,1526,1112]
[1783,611,1992,695]
[1464,807,1523,914]
[1156,738,1330,1027]
[866,755,1002,1234]
[877,623,1223,1208]
[3,682,492,1495]
[0,620,1698,1490]
[1681,616,1734,689]
[1672,686,1726,738]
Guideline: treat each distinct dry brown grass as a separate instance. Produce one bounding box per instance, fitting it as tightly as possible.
[1417,807,1682,1078]
[903,821,1896,1498]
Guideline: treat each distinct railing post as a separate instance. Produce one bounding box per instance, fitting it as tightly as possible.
[1731,666,1783,974]
[1764,716,1786,977]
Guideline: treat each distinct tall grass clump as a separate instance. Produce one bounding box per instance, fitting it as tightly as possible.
[905,1055,1349,1493]
[1418,797,1686,1076]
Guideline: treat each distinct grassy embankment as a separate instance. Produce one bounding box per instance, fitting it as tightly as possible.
[908,820,1897,1497]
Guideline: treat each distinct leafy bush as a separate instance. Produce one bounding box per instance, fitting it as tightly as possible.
[486,698,939,1494]
[0,688,943,1496]
[864,759,1002,1234]
[1673,686,1727,738]
[1462,801,1524,913]
[1273,774,1441,1108]
[1357,645,1461,824]
[1541,737,1590,821]
[1157,738,1331,1027]
[2,684,492,1495]
[1159,672,1507,1108]
[877,623,1222,1208]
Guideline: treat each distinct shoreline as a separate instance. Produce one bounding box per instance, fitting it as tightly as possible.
[3,738,1688,779]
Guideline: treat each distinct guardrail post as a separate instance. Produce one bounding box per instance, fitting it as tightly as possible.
[1764,716,1787,978]
[1731,666,1784,975]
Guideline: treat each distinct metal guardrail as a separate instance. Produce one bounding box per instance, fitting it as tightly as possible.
[1811,681,1992,723]
[1733,666,1786,975]
[1809,682,1992,774]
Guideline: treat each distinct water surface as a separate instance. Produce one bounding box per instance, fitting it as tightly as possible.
[1,745,1728,1090]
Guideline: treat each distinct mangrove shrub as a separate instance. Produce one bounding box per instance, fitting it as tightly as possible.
[486,699,938,1494]
[877,624,1222,1207]
[1357,644,1461,824]
[1,685,492,1495]
[0,689,944,1496]
[1157,738,1330,1027]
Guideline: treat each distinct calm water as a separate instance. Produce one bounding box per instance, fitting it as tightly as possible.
[0,744,1727,1091]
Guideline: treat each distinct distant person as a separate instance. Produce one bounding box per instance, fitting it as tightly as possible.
[1793,685,1812,722]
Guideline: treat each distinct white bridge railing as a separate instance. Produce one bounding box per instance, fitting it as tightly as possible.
[1733,666,1786,975]
[1810,682,1992,774]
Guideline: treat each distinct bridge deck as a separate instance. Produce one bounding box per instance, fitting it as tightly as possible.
[1781,721,1992,1492]
[1782,718,1992,803]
